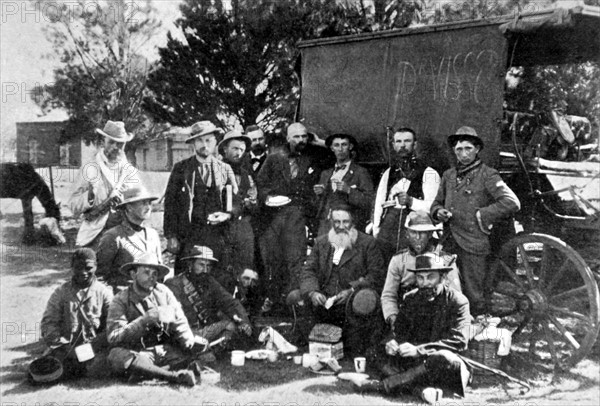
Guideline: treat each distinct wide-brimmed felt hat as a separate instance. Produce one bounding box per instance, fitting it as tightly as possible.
[116,184,158,208]
[186,121,223,144]
[180,245,219,262]
[29,355,64,384]
[325,133,358,149]
[95,121,134,143]
[408,253,453,273]
[447,126,484,149]
[119,252,170,278]
[349,288,379,316]
[218,130,251,151]
[404,211,439,232]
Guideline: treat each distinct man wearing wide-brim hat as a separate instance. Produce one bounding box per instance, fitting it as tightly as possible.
[164,121,240,274]
[351,252,471,404]
[314,133,374,236]
[106,252,202,387]
[69,120,139,248]
[165,245,253,348]
[96,184,164,292]
[431,126,520,315]
[381,211,462,328]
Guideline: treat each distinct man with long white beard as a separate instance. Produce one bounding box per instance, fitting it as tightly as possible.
[293,204,385,355]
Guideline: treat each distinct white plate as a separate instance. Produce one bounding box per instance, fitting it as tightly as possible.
[266,195,291,207]
[207,212,230,224]
[245,349,275,360]
[337,372,369,381]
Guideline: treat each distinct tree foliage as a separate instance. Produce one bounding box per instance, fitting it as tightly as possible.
[33,0,164,152]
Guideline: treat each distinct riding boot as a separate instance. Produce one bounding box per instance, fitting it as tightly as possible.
[127,355,196,386]
[382,363,427,393]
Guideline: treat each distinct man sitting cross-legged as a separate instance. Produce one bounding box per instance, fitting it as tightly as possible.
[350,253,472,405]
[106,253,205,386]
[165,246,253,349]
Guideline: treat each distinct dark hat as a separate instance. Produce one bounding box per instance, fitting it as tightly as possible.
[71,248,97,268]
[29,356,64,384]
[408,253,453,273]
[119,252,170,278]
[350,288,379,316]
[95,121,134,143]
[447,126,484,149]
[116,184,158,208]
[218,130,251,151]
[180,245,219,262]
[186,121,223,144]
[325,133,358,149]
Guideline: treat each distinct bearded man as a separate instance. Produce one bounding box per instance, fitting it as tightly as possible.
[293,204,385,355]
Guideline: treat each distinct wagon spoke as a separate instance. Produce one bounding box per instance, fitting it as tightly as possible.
[548,304,592,325]
[543,259,570,294]
[517,243,536,287]
[512,315,532,339]
[549,286,588,304]
[541,319,559,366]
[497,259,527,292]
[546,314,581,350]
[538,243,551,287]
[494,284,524,300]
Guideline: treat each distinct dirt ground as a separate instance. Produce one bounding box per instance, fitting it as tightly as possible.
[1,204,599,405]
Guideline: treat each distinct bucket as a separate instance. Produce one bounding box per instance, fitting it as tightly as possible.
[231,350,245,366]
[74,343,95,362]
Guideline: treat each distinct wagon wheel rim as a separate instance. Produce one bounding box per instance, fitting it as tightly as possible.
[487,233,600,368]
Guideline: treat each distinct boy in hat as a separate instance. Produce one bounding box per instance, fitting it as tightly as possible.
[381,211,461,327]
[38,248,113,380]
[314,133,374,236]
[431,126,520,314]
[351,253,472,404]
[106,253,202,386]
[69,120,139,248]
[165,246,253,348]
[163,121,239,274]
[97,184,163,292]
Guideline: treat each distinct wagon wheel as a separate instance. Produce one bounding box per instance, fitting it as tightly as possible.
[487,233,600,368]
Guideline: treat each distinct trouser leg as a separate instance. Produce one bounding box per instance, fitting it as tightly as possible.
[456,247,488,314]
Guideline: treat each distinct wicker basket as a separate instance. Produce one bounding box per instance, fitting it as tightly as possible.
[466,339,502,374]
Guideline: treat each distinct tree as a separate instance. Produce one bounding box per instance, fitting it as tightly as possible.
[33,0,164,160]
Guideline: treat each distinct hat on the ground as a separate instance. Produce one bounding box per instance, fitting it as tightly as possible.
[325,133,358,149]
[186,121,223,144]
[287,123,308,137]
[218,130,251,151]
[120,252,170,278]
[180,245,219,262]
[116,184,158,208]
[447,126,484,149]
[404,211,439,232]
[71,248,97,269]
[95,121,134,143]
[408,253,453,273]
[350,288,379,316]
[29,356,64,384]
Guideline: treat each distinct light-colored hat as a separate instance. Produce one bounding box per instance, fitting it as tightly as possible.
[287,123,308,137]
[350,288,379,316]
[448,126,484,149]
[120,252,170,278]
[95,121,134,142]
[180,245,219,262]
[404,211,439,232]
[218,130,251,150]
[408,253,453,273]
[186,121,223,144]
[116,184,158,208]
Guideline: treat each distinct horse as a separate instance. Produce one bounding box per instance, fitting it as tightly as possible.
[0,162,65,245]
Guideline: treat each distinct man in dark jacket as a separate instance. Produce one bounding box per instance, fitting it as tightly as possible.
[163,121,238,274]
[256,122,324,309]
[314,133,374,236]
[350,253,472,404]
[165,246,252,345]
[292,204,385,355]
[431,126,520,314]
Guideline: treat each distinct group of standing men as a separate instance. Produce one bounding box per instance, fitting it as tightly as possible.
[37,118,520,400]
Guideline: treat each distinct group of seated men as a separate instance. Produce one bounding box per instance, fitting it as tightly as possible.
[38,119,520,402]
